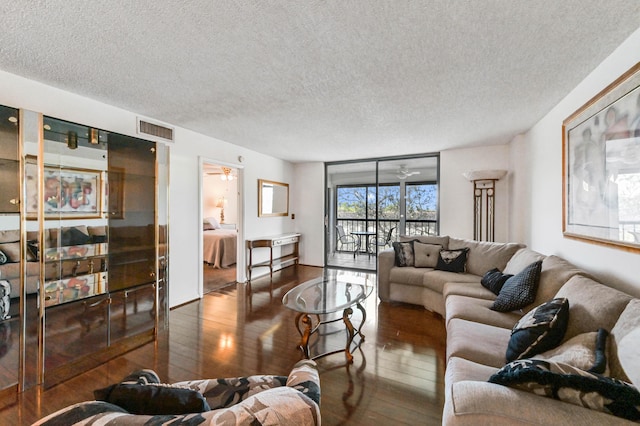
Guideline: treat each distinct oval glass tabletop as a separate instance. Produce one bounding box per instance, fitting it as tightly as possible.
[282,273,374,315]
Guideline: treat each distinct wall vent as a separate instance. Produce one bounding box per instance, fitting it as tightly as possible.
[137,118,175,143]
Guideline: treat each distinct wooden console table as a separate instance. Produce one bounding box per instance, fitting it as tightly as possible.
[246,233,301,283]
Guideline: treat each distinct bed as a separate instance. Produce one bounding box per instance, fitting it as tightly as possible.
[203,228,237,268]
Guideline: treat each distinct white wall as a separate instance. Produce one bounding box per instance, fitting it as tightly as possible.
[0,69,296,308]
[514,27,640,297]
[440,144,511,241]
[292,162,325,267]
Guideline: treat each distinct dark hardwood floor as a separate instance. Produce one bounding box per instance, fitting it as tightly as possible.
[0,265,446,425]
[203,263,237,293]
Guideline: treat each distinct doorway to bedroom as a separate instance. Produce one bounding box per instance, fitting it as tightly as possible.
[202,160,240,293]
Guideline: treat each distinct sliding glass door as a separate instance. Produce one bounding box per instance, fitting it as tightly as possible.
[325,155,439,272]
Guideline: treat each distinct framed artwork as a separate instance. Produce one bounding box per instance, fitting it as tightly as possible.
[25,159,103,219]
[563,62,640,251]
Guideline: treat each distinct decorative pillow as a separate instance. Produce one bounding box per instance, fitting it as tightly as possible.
[489,358,640,421]
[392,241,416,267]
[413,242,441,268]
[0,250,7,265]
[491,260,542,312]
[94,369,210,415]
[481,268,513,295]
[435,248,469,273]
[61,226,91,246]
[534,329,609,373]
[506,297,569,362]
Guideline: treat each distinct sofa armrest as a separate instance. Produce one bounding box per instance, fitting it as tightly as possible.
[444,380,635,425]
[377,248,395,302]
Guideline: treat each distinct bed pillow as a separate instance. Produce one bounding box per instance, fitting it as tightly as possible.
[481,268,513,295]
[489,358,640,421]
[204,217,221,230]
[94,369,210,415]
[491,260,542,312]
[506,297,569,362]
[413,242,441,268]
[392,241,416,267]
[435,248,469,273]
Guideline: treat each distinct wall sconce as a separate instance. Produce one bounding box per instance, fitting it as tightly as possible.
[67,131,78,149]
[463,169,507,242]
[216,197,227,223]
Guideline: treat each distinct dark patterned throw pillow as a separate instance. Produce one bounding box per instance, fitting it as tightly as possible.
[392,241,416,267]
[94,369,210,415]
[435,248,469,273]
[506,297,569,361]
[489,358,640,421]
[491,260,542,312]
[0,250,7,265]
[481,268,513,295]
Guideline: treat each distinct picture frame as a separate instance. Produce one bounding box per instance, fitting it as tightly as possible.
[562,62,640,251]
[25,159,103,219]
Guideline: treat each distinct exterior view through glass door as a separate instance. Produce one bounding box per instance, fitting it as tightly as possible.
[326,155,439,272]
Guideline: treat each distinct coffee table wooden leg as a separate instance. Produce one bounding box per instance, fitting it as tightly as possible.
[295,313,313,359]
[343,307,355,364]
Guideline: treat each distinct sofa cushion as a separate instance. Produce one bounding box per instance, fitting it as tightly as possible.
[446,318,511,367]
[449,238,525,276]
[0,230,20,243]
[610,299,640,384]
[506,298,569,362]
[400,234,449,249]
[443,281,496,301]
[392,241,415,267]
[491,261,542,312]
[422,270,480,294]
[389,266,428,288]
[446,356,498,386]
[531,255,590,312]
[489,358,640,421]
[436,248,469,273]
[555,275,632,342]
[481,268,513,295]
[503,248,546,275]
[446,295,522,329]
[413,242,441,268]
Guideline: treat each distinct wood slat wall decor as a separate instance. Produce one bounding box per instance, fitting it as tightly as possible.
[0,265,446,425]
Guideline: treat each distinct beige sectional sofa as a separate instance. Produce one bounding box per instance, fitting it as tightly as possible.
[377,236,640,425]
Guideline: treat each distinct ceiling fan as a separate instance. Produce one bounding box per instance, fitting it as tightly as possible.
[205,166,236,181]
[396,165,420,180]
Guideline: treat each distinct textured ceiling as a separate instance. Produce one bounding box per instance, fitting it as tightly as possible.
[0,1,639,163]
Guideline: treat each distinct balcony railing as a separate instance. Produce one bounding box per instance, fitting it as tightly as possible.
[334,218,437,252]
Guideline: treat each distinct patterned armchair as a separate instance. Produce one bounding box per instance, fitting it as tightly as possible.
[34,359,321,425]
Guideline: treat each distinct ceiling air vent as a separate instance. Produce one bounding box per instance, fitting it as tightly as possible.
[137,118,174,143]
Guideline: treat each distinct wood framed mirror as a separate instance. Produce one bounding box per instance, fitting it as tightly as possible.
[258,179,289,217]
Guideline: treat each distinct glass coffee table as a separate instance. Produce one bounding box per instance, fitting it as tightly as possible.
[282,271,374,364]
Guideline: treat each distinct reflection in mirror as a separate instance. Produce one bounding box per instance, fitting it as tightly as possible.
[41,117,109,306]
[258,179,289,217]
[0,104,20,393]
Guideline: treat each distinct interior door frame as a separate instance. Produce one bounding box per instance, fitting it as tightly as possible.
[198,156,245,297]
